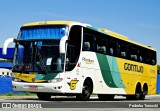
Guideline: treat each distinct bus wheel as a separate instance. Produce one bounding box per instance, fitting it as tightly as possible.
[98,94,115,101]
[76,80,92,101]
[126,84,142,100]
[140,84,148,100]
[126,92,141,100]
[37,93,51,100]
[135,89,141,100]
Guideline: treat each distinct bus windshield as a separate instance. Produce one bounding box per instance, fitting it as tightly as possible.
[13,40,65,73]
[12,25,68,74]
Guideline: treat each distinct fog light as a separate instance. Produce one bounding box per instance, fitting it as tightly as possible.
[54,87,56,89]
[58,86,62,89]
[48,78,63,83]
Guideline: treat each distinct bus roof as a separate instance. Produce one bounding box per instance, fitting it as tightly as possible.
[98,28,128,40]
[22,21,88,27]
[22,20,156,51]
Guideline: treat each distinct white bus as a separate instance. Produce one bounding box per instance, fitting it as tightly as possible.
[3,21,157,100]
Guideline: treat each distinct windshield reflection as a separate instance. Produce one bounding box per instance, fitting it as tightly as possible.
[13,40,64,73]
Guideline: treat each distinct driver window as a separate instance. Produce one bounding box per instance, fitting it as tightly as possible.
[66,25,82,71]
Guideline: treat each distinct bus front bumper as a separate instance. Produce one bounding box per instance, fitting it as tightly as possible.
[12,81,64,93]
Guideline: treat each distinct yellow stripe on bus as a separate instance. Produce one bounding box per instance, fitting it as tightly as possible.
[14,73,45,83]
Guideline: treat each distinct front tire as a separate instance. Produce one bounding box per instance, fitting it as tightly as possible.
[76,80,92,101]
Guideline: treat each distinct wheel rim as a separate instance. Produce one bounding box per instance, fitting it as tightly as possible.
[136,93,141,99]
[135,89,141,100]
[82,85,90,98]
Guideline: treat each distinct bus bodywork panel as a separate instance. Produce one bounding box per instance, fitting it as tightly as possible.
[78,52,127,95]
[12,72,65,93]
[12,50,157,95]
[79,51,157,95]
[117,58,157,95]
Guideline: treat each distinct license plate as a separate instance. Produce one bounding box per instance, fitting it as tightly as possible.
[29,86,38,90]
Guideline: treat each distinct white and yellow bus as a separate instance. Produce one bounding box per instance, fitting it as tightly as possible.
[3,21,157,100]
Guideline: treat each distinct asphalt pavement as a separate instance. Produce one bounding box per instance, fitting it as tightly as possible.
[0,95,160,111]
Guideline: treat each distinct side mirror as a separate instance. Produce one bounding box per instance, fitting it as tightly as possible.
[60,36,68,53]
[3,38,16,55]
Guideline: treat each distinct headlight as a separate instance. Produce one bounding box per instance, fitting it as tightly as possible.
[48,78,63,83]
[12,72,21,82]
[12,77,21,82]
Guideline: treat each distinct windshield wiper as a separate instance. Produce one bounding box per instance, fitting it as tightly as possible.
[35,45,48,74]
[19,55,31,74]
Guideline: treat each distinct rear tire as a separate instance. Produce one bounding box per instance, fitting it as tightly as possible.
[140,92,145,100]
[37,93,51,100]
[140,84,148,100]
[126,84,142,100]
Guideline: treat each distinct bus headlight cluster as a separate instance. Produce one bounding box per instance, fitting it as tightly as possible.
[11,73,21,82]
[48,78,63,83]
[12,77,21,82]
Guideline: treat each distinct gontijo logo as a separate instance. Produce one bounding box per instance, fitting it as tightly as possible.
[124,63,143,73]
[82,57,94,64]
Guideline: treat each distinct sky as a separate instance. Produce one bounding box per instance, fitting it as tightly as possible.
[0,0,160,64]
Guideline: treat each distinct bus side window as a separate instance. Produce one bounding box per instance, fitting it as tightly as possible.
[121,52,126,58]
[83,42,90,51]
[110,48,114,55]
[119,43,127,59]
[131,55,137,61]
[138,49,145,63]
[145,53,151,64]
[96,33,107,54]
[152,60,155,65]
[128,45,138,62]
[145,52,156,65]
[82,29,96,52]
[151,52,156,65]
[97,46,106,54]
[139,56,143,62]
[108,39,118,57]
